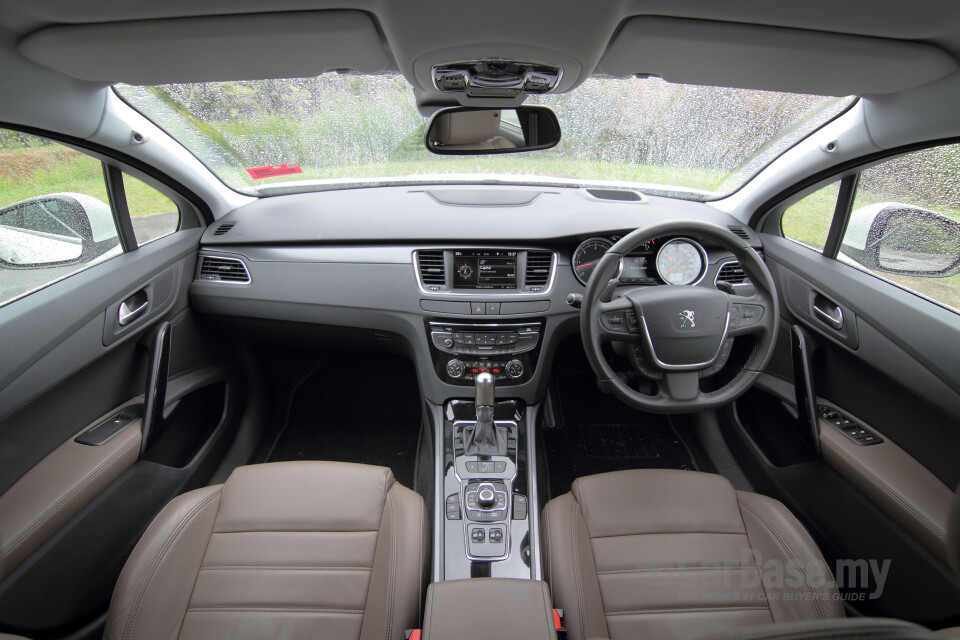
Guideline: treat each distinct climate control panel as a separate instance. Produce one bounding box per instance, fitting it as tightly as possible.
[426,319,543,385]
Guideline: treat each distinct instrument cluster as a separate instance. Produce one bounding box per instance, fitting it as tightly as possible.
[571,236,708,287]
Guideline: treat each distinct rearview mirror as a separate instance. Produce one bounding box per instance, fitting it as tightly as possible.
[425,106,561,155]
[841,202,960,277]
[0,193,119,269]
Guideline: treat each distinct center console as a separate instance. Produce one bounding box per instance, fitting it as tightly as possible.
[440,378,534,579]
[426,318,545,386]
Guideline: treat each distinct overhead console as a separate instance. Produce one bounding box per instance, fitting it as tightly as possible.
[432,60,563,97]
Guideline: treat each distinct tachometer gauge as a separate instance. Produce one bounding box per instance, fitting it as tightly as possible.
[572,237,614,286]
[655,238,707,285]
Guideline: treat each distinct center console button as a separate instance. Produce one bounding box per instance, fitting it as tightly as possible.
[485,302,501,315]
[461,333,475,344]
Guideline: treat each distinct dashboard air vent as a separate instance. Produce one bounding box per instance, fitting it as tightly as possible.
[716,261,748,285]
[199,256,250,283]
[213,222,236,236]
[727,225,751,240]
[525,252,553,286]
[417,251,446,286]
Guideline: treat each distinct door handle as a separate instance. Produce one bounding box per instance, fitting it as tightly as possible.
[118,290,150,326]
[812,295,843,331]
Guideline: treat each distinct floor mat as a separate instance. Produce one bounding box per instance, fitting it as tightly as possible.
[267,355,421,489]
[542,371,698,497]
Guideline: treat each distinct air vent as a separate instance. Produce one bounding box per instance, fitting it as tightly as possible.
[716,261,748,285]
[525,251,553,286]
[727,226,751,240]
[213,222,236,236]
[198,256,250,283]
[417,251,446,286]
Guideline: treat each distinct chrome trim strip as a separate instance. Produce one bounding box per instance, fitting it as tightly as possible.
[639,312,731,371]
[414,248,558,297]
[433,404,445,582]
[525,403,542,580]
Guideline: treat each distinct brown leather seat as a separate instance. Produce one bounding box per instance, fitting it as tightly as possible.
[105,461,428,640]
[542,469,844,640]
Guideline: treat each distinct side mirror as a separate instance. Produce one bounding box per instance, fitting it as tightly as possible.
[0,193,118,269]
[425,106,560,155]
[840,202,960,278]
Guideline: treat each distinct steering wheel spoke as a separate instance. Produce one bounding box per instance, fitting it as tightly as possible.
[659,371,700,402]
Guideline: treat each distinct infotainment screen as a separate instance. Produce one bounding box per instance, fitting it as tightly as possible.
[453,250,517,289]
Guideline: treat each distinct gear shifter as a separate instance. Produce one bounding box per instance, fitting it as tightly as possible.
[462,372,508,456]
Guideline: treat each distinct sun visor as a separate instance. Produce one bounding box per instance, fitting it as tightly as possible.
[598,17,956,96]
[18,10,394,85]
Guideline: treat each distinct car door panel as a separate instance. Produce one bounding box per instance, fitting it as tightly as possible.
[0,225,247,633]
[0,400,142,583]
[723,232,960,622]
[816,400,954,564]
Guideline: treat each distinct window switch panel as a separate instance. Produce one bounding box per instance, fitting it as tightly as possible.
[817,405,883,446]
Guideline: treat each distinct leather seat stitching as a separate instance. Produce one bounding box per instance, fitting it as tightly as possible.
[186,606,364,613]
[417,495,425,619]
[211,529,380,534]
[596,566,757,575]
[605,606,771,616]
[738,498,825,620]
[384,488,399,640]
[571,497,587,640]
[588,531,746,540]
[199,565,373,571]
[0,431,139,562]
[121,488,222,640]
[540,581,552,640]
[822,437,946,541]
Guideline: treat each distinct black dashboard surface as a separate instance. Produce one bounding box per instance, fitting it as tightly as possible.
[199,185,760,246]
[190,185,760,404]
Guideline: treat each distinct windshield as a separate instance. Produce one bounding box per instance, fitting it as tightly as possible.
[115,74,854,200]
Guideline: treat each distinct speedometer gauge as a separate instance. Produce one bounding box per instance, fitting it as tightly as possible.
[572,238,614,286]
[655,238,707,285]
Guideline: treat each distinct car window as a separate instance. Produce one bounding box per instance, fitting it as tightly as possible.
[781,180,841,251]
[841,145,960,313]
[0,130,126,307]
[124,174,179,245]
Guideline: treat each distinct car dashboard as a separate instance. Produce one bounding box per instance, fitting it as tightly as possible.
[189,184,761,406]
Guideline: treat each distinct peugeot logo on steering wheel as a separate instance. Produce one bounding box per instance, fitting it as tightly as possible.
[679,310,696,328]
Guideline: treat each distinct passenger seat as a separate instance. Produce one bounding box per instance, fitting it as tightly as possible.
[105,461,428,640]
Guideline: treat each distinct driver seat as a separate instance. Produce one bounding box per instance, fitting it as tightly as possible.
[542,469,844,640]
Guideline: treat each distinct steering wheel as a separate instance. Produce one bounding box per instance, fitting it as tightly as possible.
[581,220,779,413]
